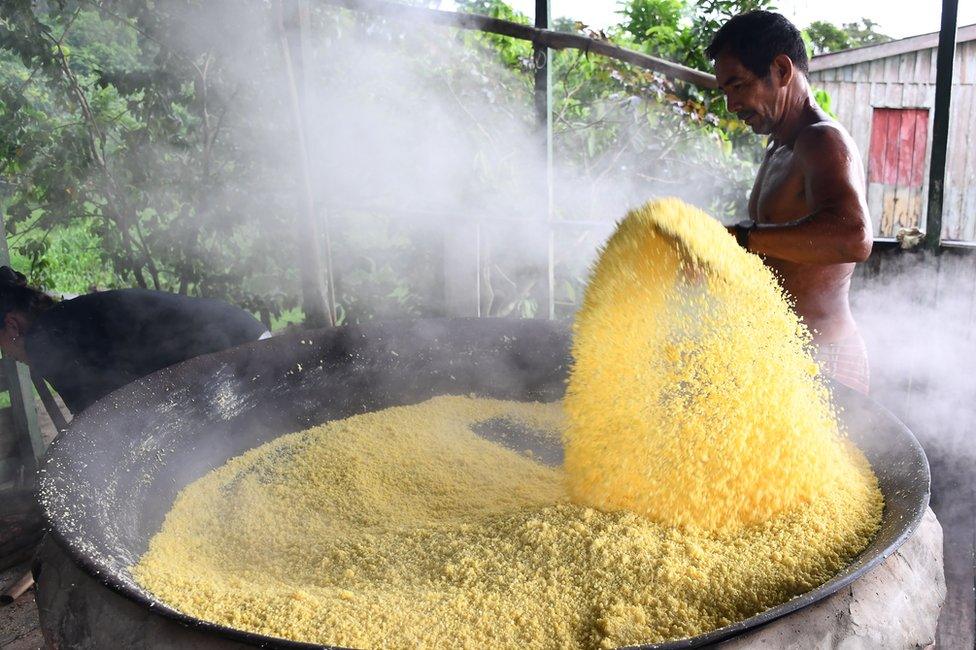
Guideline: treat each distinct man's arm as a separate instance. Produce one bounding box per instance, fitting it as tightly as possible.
[746,124,872,264]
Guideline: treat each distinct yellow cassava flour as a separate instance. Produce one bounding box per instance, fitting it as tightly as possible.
[564,198,879,533]
[132,198,882,648]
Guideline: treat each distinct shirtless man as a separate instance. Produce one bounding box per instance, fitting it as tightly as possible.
[707,11,873,393]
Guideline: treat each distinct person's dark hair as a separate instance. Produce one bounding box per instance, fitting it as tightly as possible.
[706,11,809,78]
[0,266,55,325]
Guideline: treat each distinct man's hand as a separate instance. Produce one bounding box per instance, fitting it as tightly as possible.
[726,220,755,249]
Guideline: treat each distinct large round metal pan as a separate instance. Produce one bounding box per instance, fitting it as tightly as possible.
[38,318,930,649]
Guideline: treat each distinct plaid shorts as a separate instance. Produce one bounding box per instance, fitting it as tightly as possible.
[815,331,870,395]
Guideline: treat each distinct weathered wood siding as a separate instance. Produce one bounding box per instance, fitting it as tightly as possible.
[809,38,976,241]
[866,108,928,234]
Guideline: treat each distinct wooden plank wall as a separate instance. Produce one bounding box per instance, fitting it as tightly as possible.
[946,41,976,241]
[809,40,976,240]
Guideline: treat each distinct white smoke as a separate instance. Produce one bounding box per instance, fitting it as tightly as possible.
[853,250,976,456]
[159,1,751,321]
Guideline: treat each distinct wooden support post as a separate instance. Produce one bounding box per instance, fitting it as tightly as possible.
[277,0,335,328]
[32,374,68,435]
[3,360,43,478]
[0,207,44,484]
[298,1,340,326]
[547,228,556,319]
[925,0,959,252]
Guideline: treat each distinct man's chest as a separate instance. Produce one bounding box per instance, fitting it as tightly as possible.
[750,146,808,223]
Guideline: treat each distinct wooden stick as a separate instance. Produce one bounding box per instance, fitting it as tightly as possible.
[0,570,34,605]
[32,373,70,433]
[317,0,718,89]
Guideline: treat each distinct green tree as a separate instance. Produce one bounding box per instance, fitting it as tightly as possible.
[1,1,305,322]
[805,20,850,54]
[806,18,891,55]
[842,19,891,48]
[621,0,778,73]
[617,0,776,144]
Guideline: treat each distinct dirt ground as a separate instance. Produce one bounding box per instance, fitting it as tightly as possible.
[0,561,43,650]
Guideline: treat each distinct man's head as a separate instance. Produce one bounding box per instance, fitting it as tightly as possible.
[0,266,54,362]
[706,11,808,135]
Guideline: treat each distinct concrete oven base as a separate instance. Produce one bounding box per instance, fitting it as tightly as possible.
[720,507,945,649]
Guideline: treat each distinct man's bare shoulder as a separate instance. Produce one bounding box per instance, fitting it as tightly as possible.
[793,119,857,159]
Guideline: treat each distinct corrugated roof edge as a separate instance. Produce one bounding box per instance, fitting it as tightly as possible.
[809,23,976,72]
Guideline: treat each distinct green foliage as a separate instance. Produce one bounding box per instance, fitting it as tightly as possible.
[805,18,891,55]
[842,19,892,48]
[6,217,117,294]
[616,0,775,148]
[329,214,443,324]
[805,20,849,55]
[1,2,304,321]
[477,0,770,203]
[621,0,776,70]
[616,0,686,57]
[812,87,837,119]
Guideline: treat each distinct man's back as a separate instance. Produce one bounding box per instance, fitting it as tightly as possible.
[25,288,267,413]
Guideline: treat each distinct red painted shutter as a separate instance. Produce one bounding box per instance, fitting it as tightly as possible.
[868,110,888,184]
[910,110,929,187]
[867,108,929,237]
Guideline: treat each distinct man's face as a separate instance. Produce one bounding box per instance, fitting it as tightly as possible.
[714,51,780,135]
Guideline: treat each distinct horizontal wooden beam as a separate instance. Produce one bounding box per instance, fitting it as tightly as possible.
[317,0,717,89]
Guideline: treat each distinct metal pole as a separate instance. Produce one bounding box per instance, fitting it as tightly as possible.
[534,0,554,319]
[533,0,552,165]
[925,0,959,252]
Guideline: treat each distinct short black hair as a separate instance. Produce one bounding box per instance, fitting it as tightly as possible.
[0,266,54,324]
[706,11,808,78]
